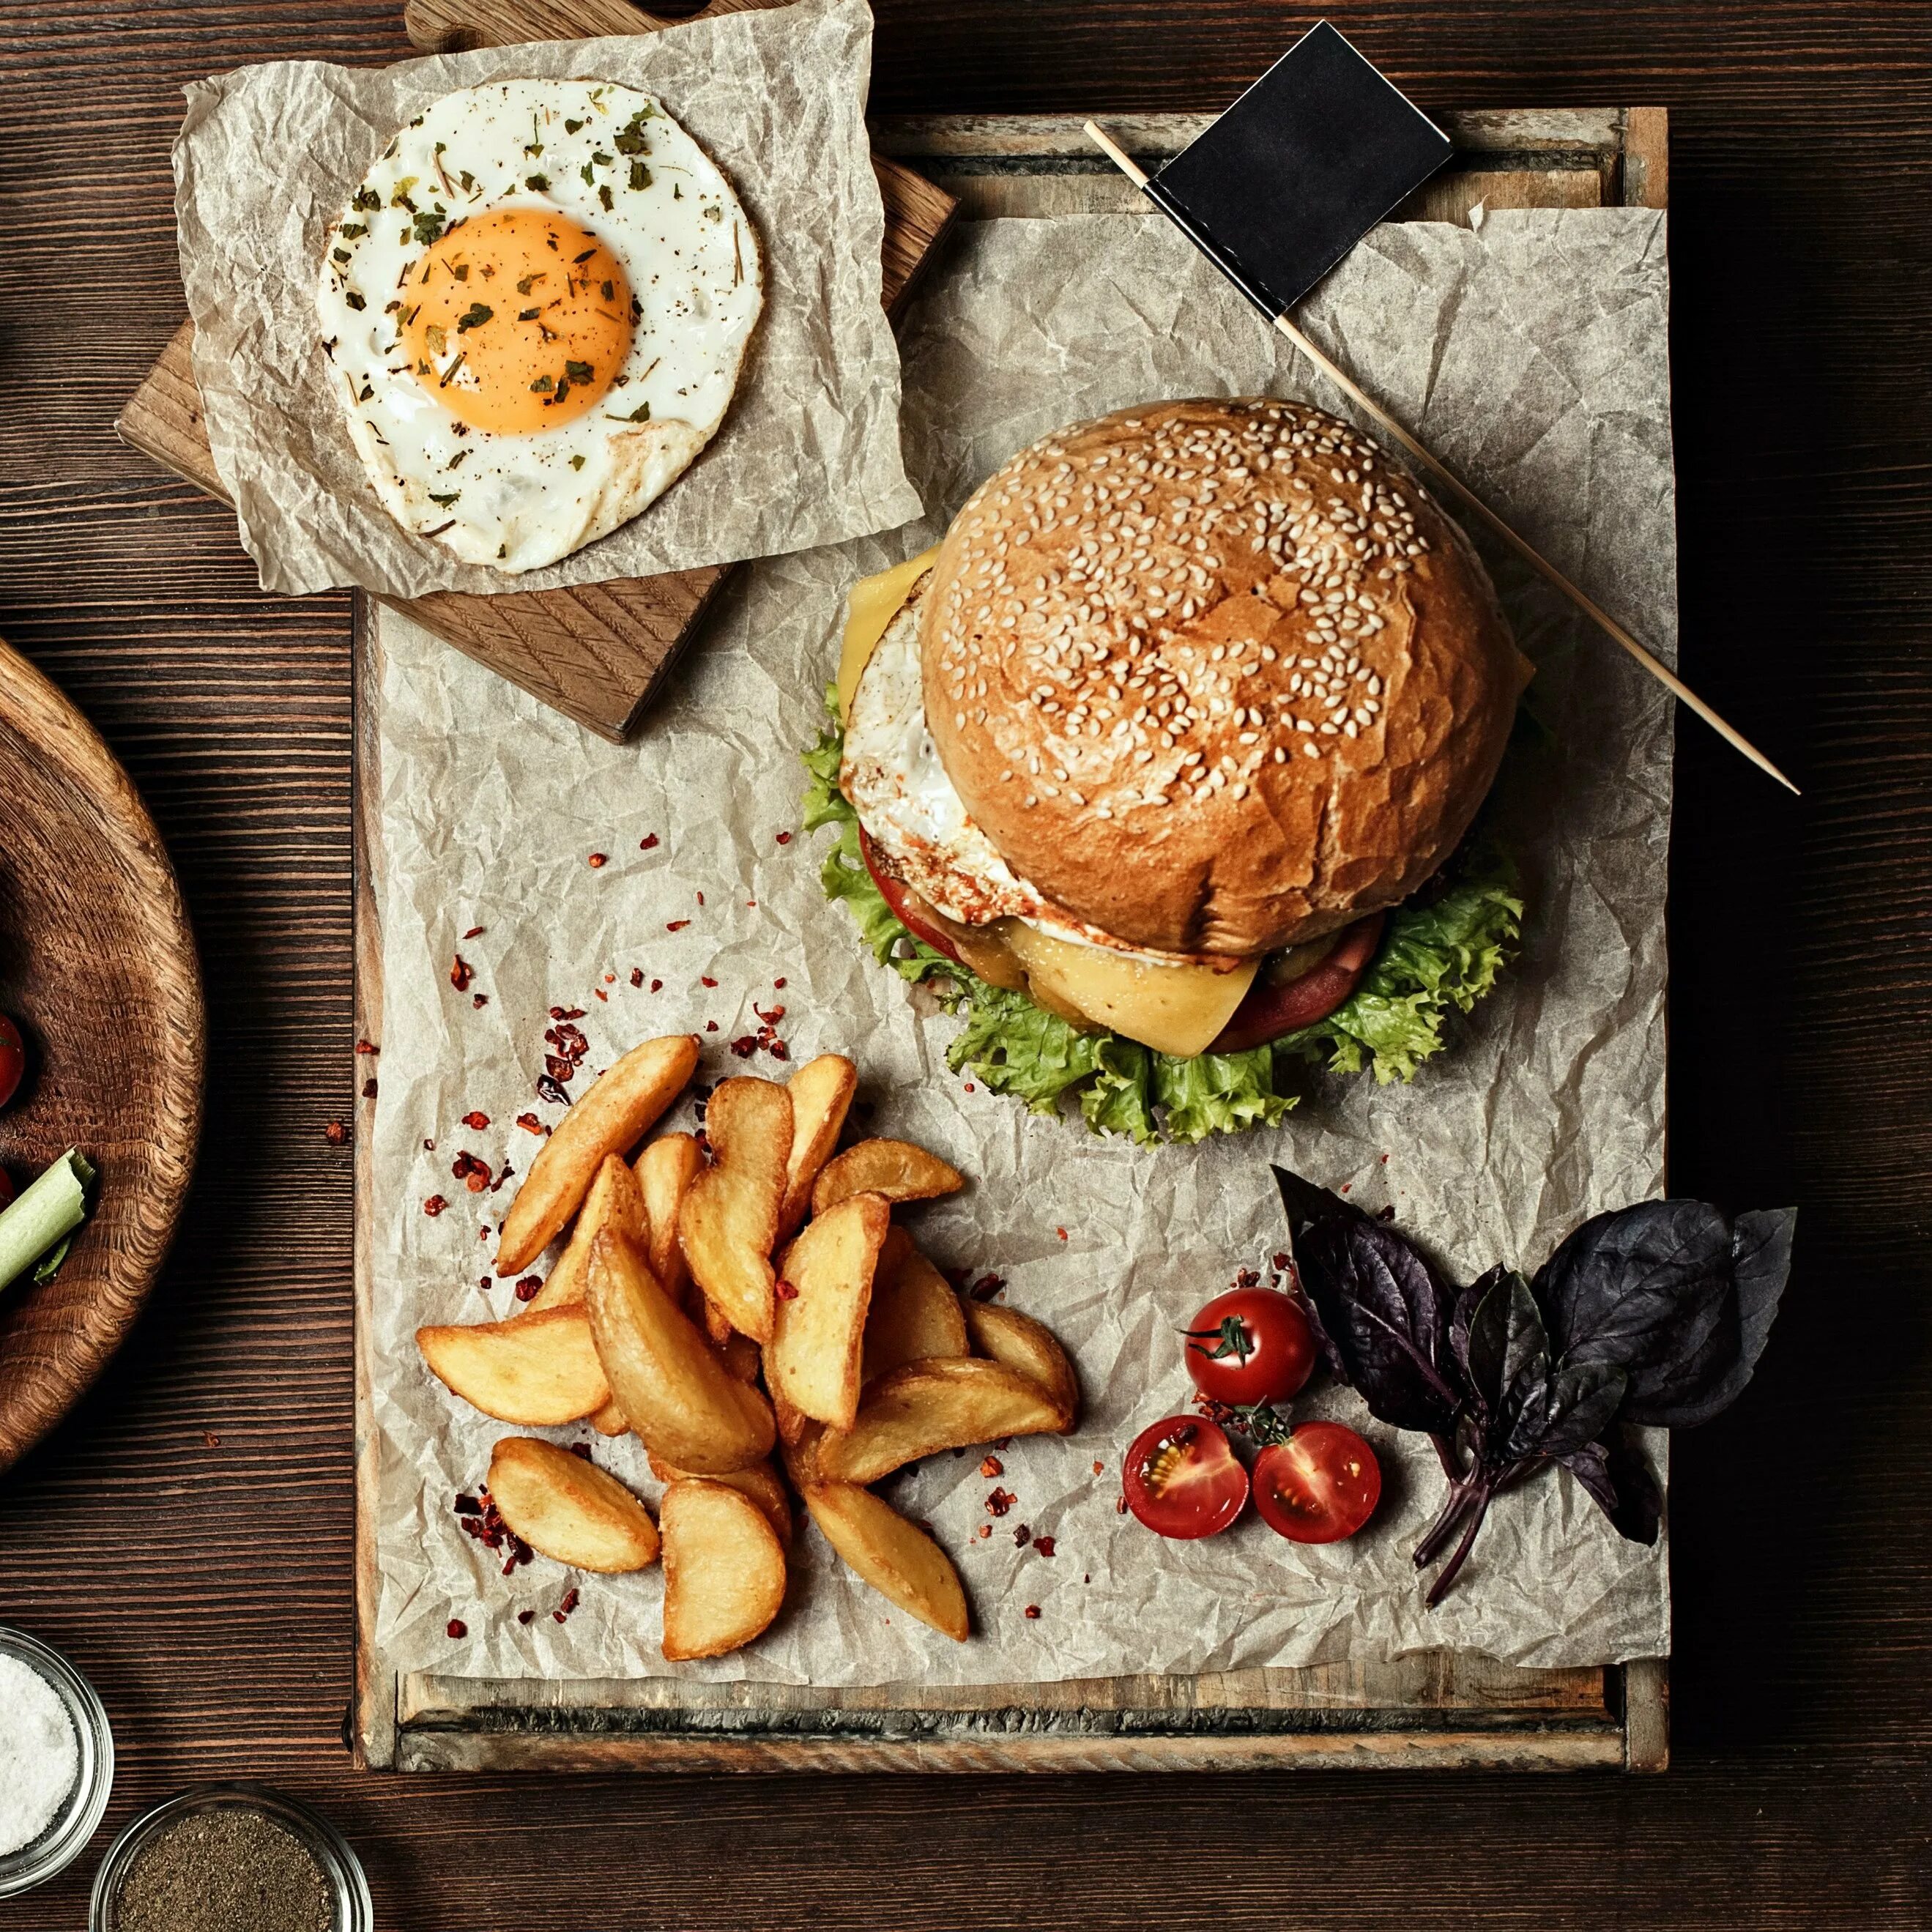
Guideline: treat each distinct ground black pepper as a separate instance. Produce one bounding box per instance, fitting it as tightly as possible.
[116,1809,332,1932]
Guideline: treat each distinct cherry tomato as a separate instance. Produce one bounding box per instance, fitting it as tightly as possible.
[1121,1416,1249,1539]
[858,828,965,966]
[1253,1422,1381,1544]
[1210,912,1386,1052]
[0,1015,23,1111]
[1184,1287,1318,1407]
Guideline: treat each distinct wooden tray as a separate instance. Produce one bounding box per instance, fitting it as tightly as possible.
[0,638,204,1474]
[115,0,956,745]
[352,106,1672,1774]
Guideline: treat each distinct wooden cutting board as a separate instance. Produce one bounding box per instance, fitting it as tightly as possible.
[114,0,956,743]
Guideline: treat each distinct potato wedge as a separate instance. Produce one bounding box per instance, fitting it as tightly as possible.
[961,1298,1080,1429]
[768,1192,890,1430]
[587,1397,629,1437]
[497,1033,700,1274]
[777,1053,858,1238]
[523,1153,650,1315]
[584,1226,775,1474]
[863,1234,970,1385]
[810,1138,964,1217]
[814,1357,1070,1485]
[677,1077,792,1343]
[647,1451,792,1547]
[487,1437,659,1572]
[635,1131,704,1300]
[417,1308,609,1425]
[802,1482,968,1642]
[660,1479,787,1661]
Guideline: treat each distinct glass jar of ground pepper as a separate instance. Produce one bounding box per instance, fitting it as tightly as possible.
[90,1784,371,1932]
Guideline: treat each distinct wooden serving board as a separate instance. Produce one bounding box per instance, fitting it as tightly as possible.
[0,638,204,1474]
[115,0,956,745]
[351,107,1671,1774]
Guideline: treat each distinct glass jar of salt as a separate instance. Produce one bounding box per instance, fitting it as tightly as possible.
[0,1626,114,1895]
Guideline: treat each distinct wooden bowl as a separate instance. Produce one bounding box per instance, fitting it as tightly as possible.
[0,638,203,1472]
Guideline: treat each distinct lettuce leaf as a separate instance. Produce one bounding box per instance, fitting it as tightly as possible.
[799,705,1520,1142]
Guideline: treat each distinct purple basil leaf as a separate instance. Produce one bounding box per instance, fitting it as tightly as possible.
[1538,1361,1628,1459]
[1290,1213,1463,1437]
[1530,1199,1795,1428]
[1558,1430,1662,1545]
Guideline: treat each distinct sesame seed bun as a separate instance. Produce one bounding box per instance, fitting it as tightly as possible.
[921,398,1531,956]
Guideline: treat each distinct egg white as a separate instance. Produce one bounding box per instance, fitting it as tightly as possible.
[315,78,762,573]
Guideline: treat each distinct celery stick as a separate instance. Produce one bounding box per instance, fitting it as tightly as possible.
[0,1150,94,1292]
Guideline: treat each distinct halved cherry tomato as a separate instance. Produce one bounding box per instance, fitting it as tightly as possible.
[858,828,965,965]
[1209,912,1386,1052]
[0,1015,23,1112]
[1184,1287,1317,1408]
[1253,1422,1381,1544]
[1122,1415,1249,1539]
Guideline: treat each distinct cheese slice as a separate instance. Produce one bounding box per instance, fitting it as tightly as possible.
[1003,924,1259,1058]
[837,546,941,723]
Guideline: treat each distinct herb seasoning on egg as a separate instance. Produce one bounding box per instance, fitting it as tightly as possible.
[114,1809,332,1932]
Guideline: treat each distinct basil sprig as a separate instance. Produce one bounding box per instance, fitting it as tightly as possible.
[1274,1168,1796,1605]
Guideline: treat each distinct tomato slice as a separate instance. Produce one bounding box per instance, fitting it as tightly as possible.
[858,828,965,965]
[1122,1416,1249,1539]
[1183,1287,1318,1408]
[1209,912,1386,1052]
[0,1015,23,1112]
[1252,1422,1381,1544]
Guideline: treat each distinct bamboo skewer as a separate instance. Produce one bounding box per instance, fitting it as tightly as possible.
[1083,119,1799,796]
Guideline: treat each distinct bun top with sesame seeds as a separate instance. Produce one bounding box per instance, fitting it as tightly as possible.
[920,398,1531,957]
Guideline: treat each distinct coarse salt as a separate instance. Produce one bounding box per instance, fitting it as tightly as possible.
[0,1653,78,1854]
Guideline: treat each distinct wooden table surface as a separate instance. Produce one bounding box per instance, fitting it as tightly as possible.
[4,1,1928,1922]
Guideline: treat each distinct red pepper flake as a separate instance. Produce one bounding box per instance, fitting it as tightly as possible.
[1024,1605,1041,1620]
[746,901,757,910]
[979,1455,1003,1478]
[461,1110,491,1131]
[976,1524,992,1540]
[515,1112,546,1136]
[1014,1524,1031,1547]
[1380,1152,1390,1164]
[1056,1227,1068,1241]
[203,1430,220,1449]
[517,1609,535,1625]
[569,1442,593,1461]
[452,1151,491,1192]
[355,1039,379,1056]
[1273,1252,1290,1271]
[776,831,792,845]
[1340,1183,1351,1194]
[1378,1203,1397,1222]
[968,1273,1006,1302]
[1234,1266,1260,1290]
[705,1021,718,1033]
[650,979,663,993]
[447,1619,467,1639]
[986,1487,1015,1517]
[639,833,660,851]
[603,973,616,985]
[1116,1496,1129,1515]
[593,989,608,1003]
[587,852,608,869]
[450,954,475,992]
[666,920,691,933]
[756,1005,786,1025]
[362,1078,378,1099]
[773,977,787,989]
[696,891,705,906]
[424,1195,449,1217]
[729,1036,758,1059]
[630,967,644,988]
[1034,1535,1056,1558]
[700,976,718,988]
[322,1119,347,1145]
[552,1586,581,1624]
[963,1082,976,1093]
[513,1276,543,1303]
[463,925,485,940]
[1091,1460,1104,1476]
[477,1277,490,1293]
[776,1279,800,1301]
[472,993,488,1009]
[767,1040,789,1060]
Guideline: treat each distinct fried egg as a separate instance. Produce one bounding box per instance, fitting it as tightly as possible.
[316,79,762,573]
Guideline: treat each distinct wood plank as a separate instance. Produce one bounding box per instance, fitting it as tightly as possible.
[115,0,956,743]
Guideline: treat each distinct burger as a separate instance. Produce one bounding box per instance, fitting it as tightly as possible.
[802,398,1530,1143]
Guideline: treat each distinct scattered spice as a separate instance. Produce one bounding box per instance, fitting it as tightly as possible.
[472,993,488,1010]
[552,1586,581,1624]
[776,1279,799,1302]
[1056,1227,1069,1241]
[976,1524,992,1539]
[446,1619,467,1639]
[450,954,474,992]
[700,976,718,989]
[639,833,660,850]
[967,1273,1006,1302]
[361,1079,378,1100]
[423,1195,449,1217]
[204,1431,220,1448]
[1034,1535,1056,1558]
[463,925,485,940]
[513,1276,543,1303]
[1014,1524,1031,1547]
[1092,1460,1104,1476]
[587,852,608,869]
[666,919,691,932]
[978,1454,1003,1478]
[457,1487,532,1574]
[518,1609,535,1626]
[461,1110,491,1131]
[322,1120,346,1145]
[515,1112,546,1136]
[985,1487,1015,1517]
[115,1808,334,1932]
[650,979,663,993]
[630,968,644,987]
[963,1082,976,1093]
[354,1038,379,1056]
[452,1151,491,1192]
[729,1036,759,1059]
[773,977,787,989]
[1024,1605,1041,1620]
[705,1021,718,1033]
[776,831,792,845]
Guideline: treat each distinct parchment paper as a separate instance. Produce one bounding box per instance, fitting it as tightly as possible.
[369,207,1675,1687]
[172,0,919,598]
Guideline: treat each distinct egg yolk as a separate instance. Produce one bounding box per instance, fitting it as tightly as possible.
[398,208,636,436]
